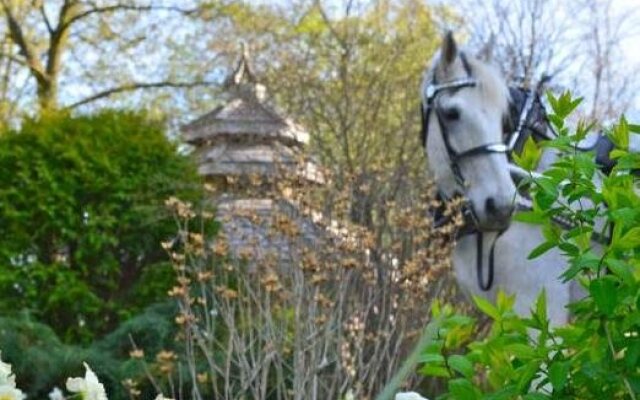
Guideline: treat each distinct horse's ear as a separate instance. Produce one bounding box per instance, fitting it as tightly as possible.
[477,34,495,61]
[441,31,458,66]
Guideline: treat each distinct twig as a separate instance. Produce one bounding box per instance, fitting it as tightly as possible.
[65,80,218,109]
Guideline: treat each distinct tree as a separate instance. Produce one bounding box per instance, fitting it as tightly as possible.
[454,0,639,122]
[0,0,224,122]
[0,110,209,342]
[207,0,446,226]
[571,0,640,122]
[455,0,573,84]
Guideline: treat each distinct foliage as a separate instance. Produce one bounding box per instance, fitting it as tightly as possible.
[0,110,207,342]
[0,0,222,119]
[211,0,447,227]
[417,92,640,399]
[140,163,465,400]
[0,302,179,400]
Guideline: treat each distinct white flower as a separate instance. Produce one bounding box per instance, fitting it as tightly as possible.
[395,392,429,400]
[154,395,174,400]
[49,386,65,400]
[0,353,16,388]
[66,363,107,400]
[0,384,26,400]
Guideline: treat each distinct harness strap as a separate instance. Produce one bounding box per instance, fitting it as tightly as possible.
[452,143,509,161]
[476,229,506,291]
[508,87,537,151]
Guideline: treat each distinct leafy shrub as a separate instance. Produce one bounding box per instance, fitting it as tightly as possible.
[0,110,205,342]
[417,92,640,399]
[0,302,179,400]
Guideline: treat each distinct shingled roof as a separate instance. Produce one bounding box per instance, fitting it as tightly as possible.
[181,46,321,183]
[181,47,309,146]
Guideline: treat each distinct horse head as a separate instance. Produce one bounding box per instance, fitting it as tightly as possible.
[421,32,516,231]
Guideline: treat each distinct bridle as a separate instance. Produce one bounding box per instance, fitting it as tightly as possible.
[421,53,545,291]
[420,53,509,191]
[421,57,613,292]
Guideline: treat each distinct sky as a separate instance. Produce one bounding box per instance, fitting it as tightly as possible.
[258,0,640,119]
[17,0,640,124]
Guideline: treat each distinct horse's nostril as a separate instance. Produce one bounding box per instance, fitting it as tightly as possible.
[485,197,515,219]
[485,197,497,216]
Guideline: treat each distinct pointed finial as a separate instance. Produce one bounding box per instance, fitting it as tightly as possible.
[225,41,257,88]
[222,41,266,101]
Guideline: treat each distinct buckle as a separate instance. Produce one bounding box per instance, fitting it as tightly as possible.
[486,143,508,153]
[425,84,436,100]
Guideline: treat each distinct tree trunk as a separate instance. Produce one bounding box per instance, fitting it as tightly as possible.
[37,79,58,112]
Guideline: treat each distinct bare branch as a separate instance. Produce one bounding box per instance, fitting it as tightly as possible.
[65,80,218,109]
[0,51,27,67]
[61,3,198,32]
[39,4,54,35]
[47,0,77,78]
[1,0,48,85]
[314,0,347,50]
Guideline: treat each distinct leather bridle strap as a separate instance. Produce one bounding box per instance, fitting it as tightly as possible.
[421,52,513,292]
[422,52,510,189]
[476,229,506,291]
[507,87,537,151]
[506,77,557,152]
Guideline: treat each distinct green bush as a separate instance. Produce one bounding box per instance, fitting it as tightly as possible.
[417,93,640,399]
[0,302,179,400]
[0,110,205,342]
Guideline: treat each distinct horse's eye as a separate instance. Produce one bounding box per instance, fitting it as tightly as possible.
[442,107,460,121]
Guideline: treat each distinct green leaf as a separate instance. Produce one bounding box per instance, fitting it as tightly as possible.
[513,136,542,171]
[615,153,640,170]
[418,352,445,364]
[625,340,640,369]
[523,394,551,400]
[548,361,570,391]
[513,210,545,224]
[448,355,474,379]
[606,258,635,286]
[448,378,480,400]
[483,386,518,400]
[558,242,580,256]
[628,123,640,133]
[528,241,556,259]
[608,115,630,150]
[419,364,450,378]
[547,91,582,118]
[505,343,536,359]
[534,290,548,327]
[589,278,618,316]
[496,291,516,314]
[432,300,442,317]
[473,295,500,320]
[536,177,559,198]
[517,360,542,393]
[615,227,640,250]
[610,149,627,160]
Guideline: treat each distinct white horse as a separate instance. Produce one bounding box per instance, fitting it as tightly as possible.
[421,33,575,325]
